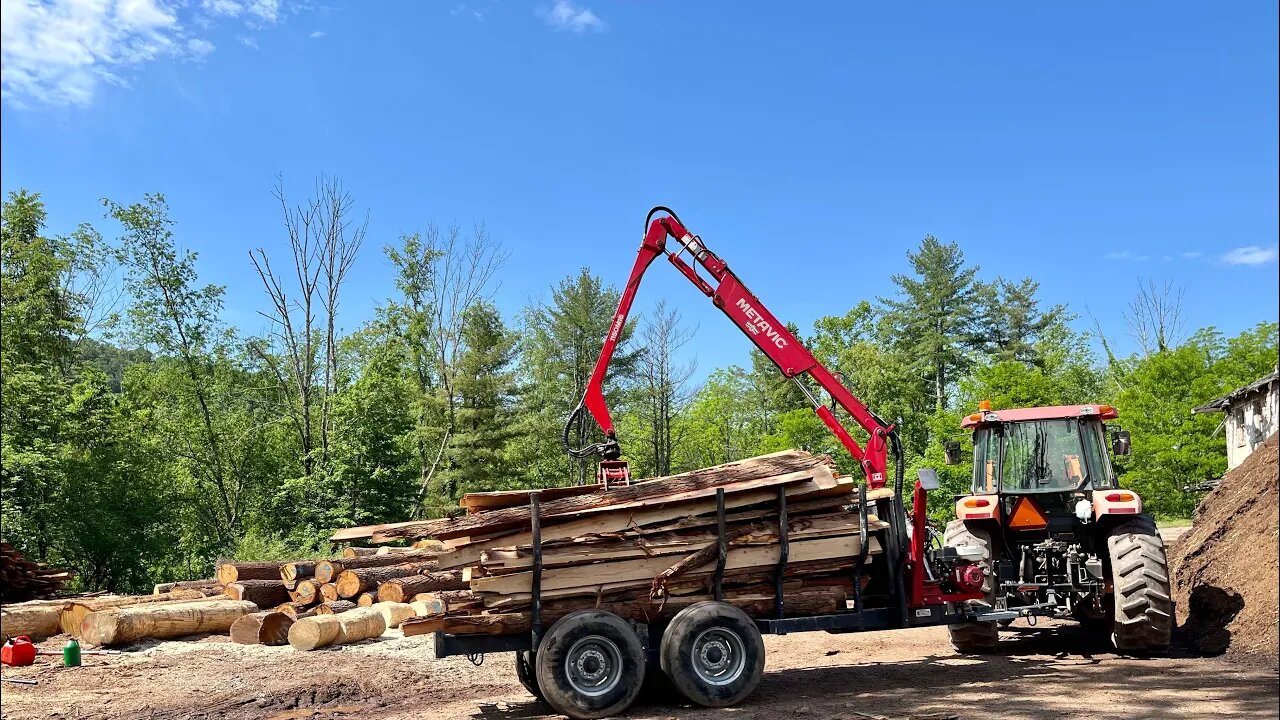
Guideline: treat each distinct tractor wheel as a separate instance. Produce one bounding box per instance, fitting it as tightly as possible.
[1106,514,1173,653]
[943,519,999,653]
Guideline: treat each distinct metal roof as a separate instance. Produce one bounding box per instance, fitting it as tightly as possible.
[1192,370,1279,414]
[961,404,1120,429]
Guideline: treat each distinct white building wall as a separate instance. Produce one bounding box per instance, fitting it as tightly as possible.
[1225,383,1279,470]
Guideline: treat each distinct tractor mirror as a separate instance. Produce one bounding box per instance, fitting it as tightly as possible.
[917,468,940,490]
[943,441,962,466]
[1112,430,1132,457]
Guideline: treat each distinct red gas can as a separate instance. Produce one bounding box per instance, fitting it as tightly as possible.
[2,635,37,666]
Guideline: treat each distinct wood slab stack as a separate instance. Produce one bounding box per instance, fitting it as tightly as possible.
[0,543,73,601]
[329,450,888,639]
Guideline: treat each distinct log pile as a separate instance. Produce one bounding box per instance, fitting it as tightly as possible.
[329,450,888,640]
[0,543,73,601]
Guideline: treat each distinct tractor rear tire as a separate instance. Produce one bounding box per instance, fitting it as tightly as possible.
[1106,514,1173,653]
[943,520,999,653]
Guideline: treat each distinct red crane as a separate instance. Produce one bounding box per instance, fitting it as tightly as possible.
[563,207,896,490]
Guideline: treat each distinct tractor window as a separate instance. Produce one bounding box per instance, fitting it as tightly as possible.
[971,428,999,492]
[1082,422,1116,489]
[1000,420,1089,493]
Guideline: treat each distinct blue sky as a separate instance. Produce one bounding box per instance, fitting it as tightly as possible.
[2,1,1277,378]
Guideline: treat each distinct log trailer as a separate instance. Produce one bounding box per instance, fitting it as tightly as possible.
[430,208,1161,718]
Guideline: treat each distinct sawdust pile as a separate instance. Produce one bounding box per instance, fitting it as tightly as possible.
[1169,432,1279,667]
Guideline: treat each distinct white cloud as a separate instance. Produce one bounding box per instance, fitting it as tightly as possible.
[238,35,259,49]
[2,0,300,108]
[1221,245,1279,266]
[308,29,324,38]
[540,0,603,33]
[1181,251,1203,260]
[187,37,215,57]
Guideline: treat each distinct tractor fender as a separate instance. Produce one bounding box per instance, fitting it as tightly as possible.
[955,494,1001,521]
[1092,490,1143,520]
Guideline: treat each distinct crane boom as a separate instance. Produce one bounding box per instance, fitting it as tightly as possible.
[564,207,891,489]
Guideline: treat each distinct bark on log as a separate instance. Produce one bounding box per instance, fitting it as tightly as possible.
[319,583,340,602]
[288,607,385,650]
[371,601,416,628]
[223,580,290,608]
[356,592,378,607]
[59,590,212,636]
[314,600,356,615]
[1,604,65,639]
[376,571,468,603]
[216,562,286,585]
[334,563,437,599]
[81,599,258,646]
[294,580,319,606]
[342,547,379,558]
[314,551,439,583]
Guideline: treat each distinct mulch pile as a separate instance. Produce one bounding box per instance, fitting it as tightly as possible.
[1168,432,1278,667]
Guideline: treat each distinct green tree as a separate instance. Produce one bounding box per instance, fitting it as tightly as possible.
[442,302,519,497]
[880,235,981,412]
[976,277,1066,366]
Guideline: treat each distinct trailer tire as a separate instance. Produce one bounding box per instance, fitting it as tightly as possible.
[1107,514,1173,653]
[534,610,645,719]
[943,519,999,653]
[660,601,765,708]
[514,650,544,701]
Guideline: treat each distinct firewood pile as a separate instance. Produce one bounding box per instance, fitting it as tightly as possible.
[0,543,73,601]
[329,449,888,639]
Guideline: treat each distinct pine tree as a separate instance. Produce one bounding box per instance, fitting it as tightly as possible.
[977,277,1066,366]
[442,302,519,498]
[880,235,980,411]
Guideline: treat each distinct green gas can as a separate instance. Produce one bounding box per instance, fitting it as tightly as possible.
[63,638,81,667]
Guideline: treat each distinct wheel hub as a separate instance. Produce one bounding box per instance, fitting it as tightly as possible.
[564,635,623,698]
[691,628,747,686]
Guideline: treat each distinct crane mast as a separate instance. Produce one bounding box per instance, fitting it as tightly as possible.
[564,207,893,490]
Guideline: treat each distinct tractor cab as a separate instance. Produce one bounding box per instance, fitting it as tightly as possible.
[950,403,1137,529]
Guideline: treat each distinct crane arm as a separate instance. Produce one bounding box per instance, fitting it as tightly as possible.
[564,207,891,488]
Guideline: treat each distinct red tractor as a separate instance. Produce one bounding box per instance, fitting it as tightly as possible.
[942,402,1173,653]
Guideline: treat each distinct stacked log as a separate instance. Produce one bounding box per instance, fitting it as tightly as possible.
[80,599,258,646]
[0,543,73,601]
[224,580,290,608]
[329,450,889,641]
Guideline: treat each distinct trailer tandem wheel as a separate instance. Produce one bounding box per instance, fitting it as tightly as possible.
[514,650,544,701]
[533,610,646,719]
[660,601,766,708]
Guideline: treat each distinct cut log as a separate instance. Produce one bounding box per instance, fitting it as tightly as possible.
[273,601,317,620]
[1,603,65,639]
[376,571,468,603]
[294,580,320,606]
[280,562,317,584]
[223,580,290,608]
[287,614,342,650]
[371,601,416,628]
[59,590,214,636]
[314,600,356,615]
[314,551,439,583]
[334,563,438,599]
[341,547,379,559]
[356,592,378,607]
[373,451,833,542]
[288,607,385,650]
[230,611,267,644]
[81,599,258,646]
[152,579,219,595]
[216,562,286,585]
[319,583,340,602]
[459,484,602,513]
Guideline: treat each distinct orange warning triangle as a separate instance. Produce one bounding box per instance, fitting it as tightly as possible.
[1007,496,1049,530]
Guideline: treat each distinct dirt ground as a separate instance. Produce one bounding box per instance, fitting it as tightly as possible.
[2,617,1276,720]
